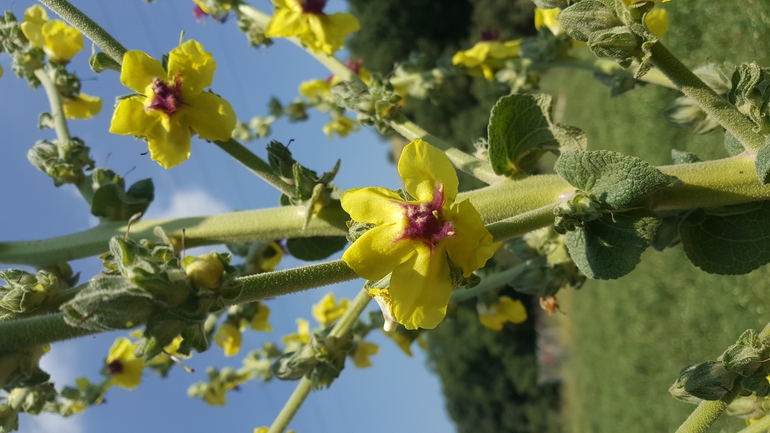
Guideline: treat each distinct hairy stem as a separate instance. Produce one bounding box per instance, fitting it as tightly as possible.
[673,387,740,433]
[267,288,370,433]
[33,68,71,149]
[530,58,677,90]
[649,42,764,153]
[451,260,537,302]
[38,0,127,64]
[0,313,97,355]
[213,138,296,196]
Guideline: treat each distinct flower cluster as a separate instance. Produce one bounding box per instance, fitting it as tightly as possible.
[341,139,497,330]
[452,30,522,81]
[265,0,360,55]
[109,40,236,169]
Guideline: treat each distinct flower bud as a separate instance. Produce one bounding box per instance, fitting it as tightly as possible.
[185,254,225,290]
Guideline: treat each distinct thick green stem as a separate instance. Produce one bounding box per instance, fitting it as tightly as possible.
[673,387,741,433]
[38,0,127,64]
[649,42,764,153]
[0,204,349,267]
[267,288,370,433]
[33,68,71,150]
[0,313,97,354]
[486,204,558,242]
[213,138,295,196]
[530,58,677,90]
[736,415,770,433]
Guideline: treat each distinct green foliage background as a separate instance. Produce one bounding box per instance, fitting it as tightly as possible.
[350,0,770,432]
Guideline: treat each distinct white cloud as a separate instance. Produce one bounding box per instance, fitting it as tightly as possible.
[27,413,85,433]
[39,345,79,386]
[144,189,230,220]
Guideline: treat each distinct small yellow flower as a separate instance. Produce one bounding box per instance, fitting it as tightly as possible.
[20,5,84,63]
[352,341,379,368]
[214,323,242,356]
[265,0,360,55]
[62,93,102,120]
[477,296,528,331]
[281,318,310,348]
[342,139,497,330]
[312,293,349,326]
[109,40,236,169]
[251,303,273,332]
[299,79,333,102]
[452,39,522,81]
[146,335,189,365]
[105,337,146,389]
[255,241,284,272]
[535,8,564,36]
[322,114,358,139]
[644,8,669,37]
[185,254,224,289]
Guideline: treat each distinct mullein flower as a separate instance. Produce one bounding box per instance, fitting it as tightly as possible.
[452,30,522,81]
[214,323,242,356]
[62,93,102,120]
[109,40,236,169]
[265,0,360,55]
[105,338,146,389]
[341,139,497,330]
[311,293,349,326]
[322,114,358,139]
[535,8,565,36]
[20,5,83,63]
[477,296,528,331]
[351,341,379,368]
[251,303,273,332]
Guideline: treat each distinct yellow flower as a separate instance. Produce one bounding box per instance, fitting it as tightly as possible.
[299,79,333,102]
[351,341,379,368]
[21,5,84,63]
[251,303,273,332]
[109,40,236,169]
[105,337,146,389]
[146,335,189,365]
[62,93,102,120]
[341,139,497,330]
[214,323,242,356]
[256,241,284,272]
[185,254,224,289]
[645,8,669,37]
[322,114,358,139]
[452,39,522,81]
[281,318,310,348]
[264,0,360,55]
[312,293,349,326]
[477,296,528,331]
[535,8,564,36]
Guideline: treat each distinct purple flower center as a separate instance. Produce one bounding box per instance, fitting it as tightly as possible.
[107,360,123,375]
[480,28,500,41]
[147,73,184,117]
[301,0,328,14]
[398,185,456,253]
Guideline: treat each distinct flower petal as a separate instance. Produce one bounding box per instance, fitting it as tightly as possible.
[389,243,452,330]
[121,50,166,94]
[20,5,48,49]
[41,20,83,62]
[264,9,309,38]
[63,93,102,119]
[109,96,157,136]
[145,115,193,169]
[168,40,216,95]
[398,139,459,203]
[340,186,405,225]
[182,91,237,141]
[342,224,414,281]
[305,13,360,55]
[444,199,498,276]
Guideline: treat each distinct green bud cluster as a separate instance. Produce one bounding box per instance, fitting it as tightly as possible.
[0,269,68,319]
[271,327,353,389]
[389,53,453,100]
[331,74,402,134]
[665,63,734,134]
[729,62,770,136]
[27,138,94,187]
[85,168,154,221]
[0,11,44,86]
[553,194,602,234]
[0,345,49,390]
[236,14,273,49]
[670,328,770,404]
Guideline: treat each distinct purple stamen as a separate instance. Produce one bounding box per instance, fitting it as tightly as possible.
[397,185,456,254]
[107,360,123,375]
[480,28,500,41]
[146,73,184,117]
[301,0,328,14]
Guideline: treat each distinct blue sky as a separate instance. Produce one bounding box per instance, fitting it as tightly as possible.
[0,0,456,432]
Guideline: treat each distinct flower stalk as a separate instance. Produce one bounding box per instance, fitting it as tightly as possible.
[267,288,371,433]
[213,138,296,196]
[649,42,765,153]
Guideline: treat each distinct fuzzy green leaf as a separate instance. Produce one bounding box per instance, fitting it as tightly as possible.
[487,94,585,176]
[679,201,770,275]
[555,150,676,209]
[565,211,660,279]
